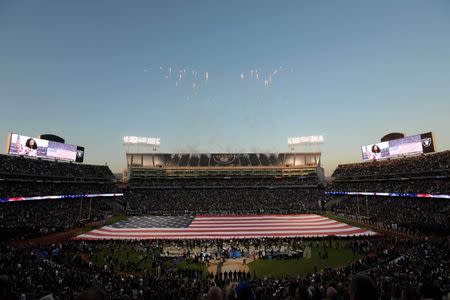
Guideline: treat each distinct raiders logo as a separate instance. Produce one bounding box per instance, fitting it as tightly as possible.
[76,150,84,158]
[212,154,237,164]
[422,138,432,148]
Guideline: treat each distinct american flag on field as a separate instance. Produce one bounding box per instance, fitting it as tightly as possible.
[75,214,377,240]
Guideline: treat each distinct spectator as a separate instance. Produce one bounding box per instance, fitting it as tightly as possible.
[349,274,377,300]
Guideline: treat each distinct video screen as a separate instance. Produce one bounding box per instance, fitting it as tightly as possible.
[361,132,435,161]
[8,133,84,162]
[325,191,449,200]
[0,193,123,203]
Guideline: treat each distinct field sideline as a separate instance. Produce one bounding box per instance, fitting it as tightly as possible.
[90,240,363,279]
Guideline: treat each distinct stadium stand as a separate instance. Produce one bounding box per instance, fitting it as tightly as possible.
[125,151,325,215]
[0,197,116,240]
[0,155,116,195]
[331,196,450,234]
[0,237,448,299]
[0,156,119,240]
[129,177,319,188]
[0,154,115,181]
[0,182,116,198]
[1,150,449,299]
[126,152,321,168]
[125,151,324,215]
[331,151,449,179]
[327,151,450,234]
[328,179,450,194]
[126,188,322,215]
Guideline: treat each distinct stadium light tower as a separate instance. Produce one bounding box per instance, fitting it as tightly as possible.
[123,136,161,154]
[288,136,324,153]
[122,136,161,181]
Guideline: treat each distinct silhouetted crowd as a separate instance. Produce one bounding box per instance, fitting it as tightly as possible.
[129,177,319,188]
[0,156,119,240]
[0,197,118,240]
[331,196,450,235]
[327,151,450,235]
[327,178,449,194]
[0,154,115,180]
[0,182,116,198]
[125,188,322,215]
[332,151,449,178]
[0,152,450,299]
[0,237,448,299]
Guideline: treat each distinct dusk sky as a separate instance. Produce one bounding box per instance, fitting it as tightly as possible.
[1,1,449,175]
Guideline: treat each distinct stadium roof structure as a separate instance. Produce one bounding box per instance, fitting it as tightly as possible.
[127,152,320,168]
[126,152,322,179]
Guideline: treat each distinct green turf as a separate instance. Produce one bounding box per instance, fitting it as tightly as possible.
[92,244,153,274]
[249,241,360,278]
[92,245,208,278]
[92,242,360,279]
[177,260,209,279]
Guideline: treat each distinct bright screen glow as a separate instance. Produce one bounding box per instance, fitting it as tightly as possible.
[288,136,324,145]
[361,133,434,161]
[8,133,84,162]
[123,136,160,145]
[0,193,123,203]
[325,191,450,199]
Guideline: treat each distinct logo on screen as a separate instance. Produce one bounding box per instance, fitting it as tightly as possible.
[422,138,432,148]
[76,150,84,158]
[212,154,237,165]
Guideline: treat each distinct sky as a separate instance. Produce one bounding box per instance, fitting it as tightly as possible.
[0,0,449,175]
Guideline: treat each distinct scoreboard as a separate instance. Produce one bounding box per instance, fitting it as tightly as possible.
[362,132,435,161]
[7,133,85,162]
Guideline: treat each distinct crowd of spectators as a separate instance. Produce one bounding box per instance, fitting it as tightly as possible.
[0,152,449,298]
[0,197,118,240]
[0,156,120,240]
[330,196,450,235]
[327,178,449,194]
[329,151,449,195]
[331,151,449,179]
[326,150,450,235]
[129,177,319,188]
[0,182,116,198]
[0,236,448,299]
[367,237,449,300]
[0,155,115,181]
[125,188,322,215]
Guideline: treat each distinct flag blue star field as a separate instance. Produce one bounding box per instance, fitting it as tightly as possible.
[75,214,377,240]
[109,216,195,229]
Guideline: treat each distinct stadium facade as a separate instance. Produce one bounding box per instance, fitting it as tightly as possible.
[126,152,324,181]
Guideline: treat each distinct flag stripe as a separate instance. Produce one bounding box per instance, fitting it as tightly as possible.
[189,220,339,226]
[192,217,335,221]
[195,213,315,218]
[190,219,333,224]
[96,223,350,232]
[75,230,376,240]
[85,228,365,236]
[195,215,326,222]
[78,229,373,238]
[102,220,343,230]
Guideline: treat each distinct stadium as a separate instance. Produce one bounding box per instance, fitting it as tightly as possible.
[2,2,450,300]
[0,131,449,300]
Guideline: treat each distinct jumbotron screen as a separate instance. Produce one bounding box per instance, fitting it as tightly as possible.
[362,132,435,161]
[7,133,85,162]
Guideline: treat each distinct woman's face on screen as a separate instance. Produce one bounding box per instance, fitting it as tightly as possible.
[29,140,35,146]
